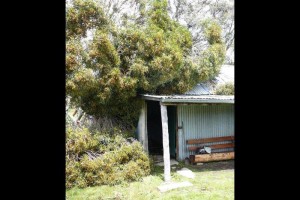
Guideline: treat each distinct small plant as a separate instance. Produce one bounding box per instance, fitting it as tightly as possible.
[214,82,234,95]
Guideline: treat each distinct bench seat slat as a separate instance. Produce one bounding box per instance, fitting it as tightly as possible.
[186,136,234,144]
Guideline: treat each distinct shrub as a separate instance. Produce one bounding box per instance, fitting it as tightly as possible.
[214,82,234,95]
[66,127,150,189]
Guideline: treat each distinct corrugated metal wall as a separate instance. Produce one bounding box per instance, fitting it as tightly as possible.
[177,104,234,160]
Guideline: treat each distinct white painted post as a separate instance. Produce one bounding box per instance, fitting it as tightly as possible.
[160,102,171,182]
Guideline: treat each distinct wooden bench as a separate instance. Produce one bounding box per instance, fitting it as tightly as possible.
[186,136,234,164]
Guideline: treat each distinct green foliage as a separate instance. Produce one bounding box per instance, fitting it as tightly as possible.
[66,0,226,126]
[66,127,150,189]
[215,82,234,95]
[198,20,226,81]
[203,20,223,45]
[66,0,110,39]
[116,0,193,94]
[66,38,85,77]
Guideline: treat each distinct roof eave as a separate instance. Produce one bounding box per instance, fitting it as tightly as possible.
[140,94,234,104]
[161,99,234,104]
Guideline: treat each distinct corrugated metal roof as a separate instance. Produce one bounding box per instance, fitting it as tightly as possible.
[185,82,213,95]
[140,94,234,104]
[185,64,234,95]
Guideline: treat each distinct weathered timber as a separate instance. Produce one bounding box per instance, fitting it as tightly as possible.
[189,152,234,164]
[160,103,171,182]
[187,136,234,144]
[137,100,148,152]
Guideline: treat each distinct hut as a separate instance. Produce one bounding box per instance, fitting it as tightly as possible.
[136,65,234,182]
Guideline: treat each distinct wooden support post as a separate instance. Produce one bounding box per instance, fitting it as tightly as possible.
[137,100,148,153]
[160,103,171,182]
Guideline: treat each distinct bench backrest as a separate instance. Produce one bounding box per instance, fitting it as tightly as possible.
[186,136,234,151]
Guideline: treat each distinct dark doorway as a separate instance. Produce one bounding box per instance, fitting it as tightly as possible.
[167,106,177,159]
[147,101,163,155]
[147,101,177,158]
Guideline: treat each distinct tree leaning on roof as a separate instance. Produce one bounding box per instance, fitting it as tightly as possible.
[66,0,225,126]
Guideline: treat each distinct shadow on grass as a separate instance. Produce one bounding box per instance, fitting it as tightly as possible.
[151,160,234,176]
[150,165,165,179]
[186,160,234,173]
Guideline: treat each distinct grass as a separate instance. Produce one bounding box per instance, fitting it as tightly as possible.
[66,160,234,200]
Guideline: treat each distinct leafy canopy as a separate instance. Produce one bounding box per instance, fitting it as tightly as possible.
[66,0,225,125]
